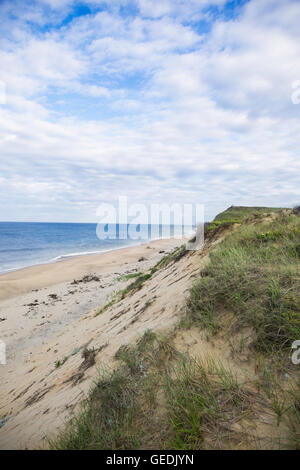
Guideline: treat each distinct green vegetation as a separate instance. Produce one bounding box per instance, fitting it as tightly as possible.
[50,330,176,450]
[50,329,256,450]
[119,273,152,298]
[287,379,300,449]
[50,329,252,450]
[207,205,285,231]
[165,357,250,449]
[116,272,143,282]
[95,245,187,316]
[95,273,152,316]
[95,299,116,316]
[55,356,68,368]
[51,365,140,449]
[186,211,300,353]
[113,246,188,303]
[213,205,285,223]
[183,208,300,448]
[152,245,187,271]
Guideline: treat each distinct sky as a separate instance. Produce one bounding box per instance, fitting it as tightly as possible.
[0,0,300,222]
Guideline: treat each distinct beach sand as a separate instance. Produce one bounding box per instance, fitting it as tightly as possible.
[0,236,201,449]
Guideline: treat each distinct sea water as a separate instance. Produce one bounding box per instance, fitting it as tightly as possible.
[0,222,192,274]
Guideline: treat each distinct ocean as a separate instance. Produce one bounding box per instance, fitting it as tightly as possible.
[0,222,192,274]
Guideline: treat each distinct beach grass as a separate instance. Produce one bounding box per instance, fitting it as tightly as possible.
[206,205,285,231]
[186,210,300,353]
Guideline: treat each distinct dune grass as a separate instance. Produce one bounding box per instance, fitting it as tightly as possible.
[186,211,300,354]
[165,357,251,449]
[152,245,187,270]
[207,205,285,231]
[95,273,152,316]
[287,379,300,449]
[49,330,176,450]
[50,330,253,450]
[116,272,143,282]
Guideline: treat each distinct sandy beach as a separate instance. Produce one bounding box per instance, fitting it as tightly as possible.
[0,236,198,449]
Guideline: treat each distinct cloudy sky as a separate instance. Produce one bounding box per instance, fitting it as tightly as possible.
[0,0,300,222]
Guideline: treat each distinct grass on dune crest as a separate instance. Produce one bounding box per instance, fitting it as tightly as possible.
[207,205,285,231]
[186,211,300,353]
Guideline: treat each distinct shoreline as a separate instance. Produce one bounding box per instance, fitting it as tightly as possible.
[0,240,148,277]
[0,237,186,301]
[0,235,191,277]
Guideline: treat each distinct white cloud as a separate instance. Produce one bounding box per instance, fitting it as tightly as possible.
[0,0,300,222]
[136,0,227,19]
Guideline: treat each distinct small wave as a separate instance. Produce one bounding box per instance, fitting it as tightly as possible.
[48,241,152,263]
[0,265,25,275]
[49,250,107,262]
[0,247,41,253]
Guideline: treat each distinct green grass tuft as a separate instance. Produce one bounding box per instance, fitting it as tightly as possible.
[116,272,143,282]
[165,357,250,449]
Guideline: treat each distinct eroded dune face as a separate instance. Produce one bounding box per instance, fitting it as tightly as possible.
[0,236,213,450]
